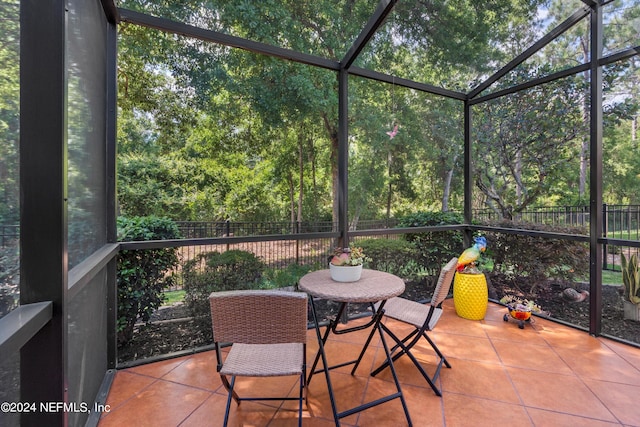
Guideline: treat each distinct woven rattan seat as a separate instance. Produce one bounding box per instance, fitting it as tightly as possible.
[372,257,458,396]
[220,343,304,377]
[382,297,444,329]
[209,289,308,427]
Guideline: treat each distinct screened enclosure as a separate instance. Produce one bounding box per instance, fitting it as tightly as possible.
[1,0,639,426]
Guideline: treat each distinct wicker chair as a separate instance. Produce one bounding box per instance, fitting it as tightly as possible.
[371,257,458,396]
[209,289,308,426]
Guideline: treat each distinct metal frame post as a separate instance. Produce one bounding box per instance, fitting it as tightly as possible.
[463,101,473,247]
[338,68,349,247]
[106,17,118,370]
[589,2,603,335]
[20,0,69,424]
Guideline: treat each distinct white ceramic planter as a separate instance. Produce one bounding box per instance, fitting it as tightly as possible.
[623,300,640,321]
[329,264,363,282]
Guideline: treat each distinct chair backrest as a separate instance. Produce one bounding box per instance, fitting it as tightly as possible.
[209,289,308,345]
[430,257,458,307]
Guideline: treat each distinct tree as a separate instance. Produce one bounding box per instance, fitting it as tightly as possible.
[352,0,546,215]
[603,108,640,204]
[536,0,640,202]
[114,0,639,226]
[0,0,19,225]
[116,0,548,225]
[473,68,586,219]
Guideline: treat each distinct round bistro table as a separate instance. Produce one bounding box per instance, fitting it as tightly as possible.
[299,269,412,426]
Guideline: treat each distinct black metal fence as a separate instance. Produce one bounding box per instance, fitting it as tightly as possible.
[175,220,336,238]
[603,204,640,241]
[171,204,639,240]
[0,225,19,247]
[472,204,640,240]
[3,203,640,253]
[473,205,591,227]
[167,204,640,277]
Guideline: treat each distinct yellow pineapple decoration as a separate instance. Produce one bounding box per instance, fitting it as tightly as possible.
[453,237,488,320]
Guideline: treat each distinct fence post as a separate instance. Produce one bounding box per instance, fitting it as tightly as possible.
[602,203,608,270]
[226,220,230,252]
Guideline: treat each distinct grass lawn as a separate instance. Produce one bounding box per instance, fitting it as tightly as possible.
[602,269,622,285]
[164,289,185,305]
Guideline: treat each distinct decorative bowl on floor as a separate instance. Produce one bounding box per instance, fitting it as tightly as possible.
[503,304,532,329]
[329,264,362,282]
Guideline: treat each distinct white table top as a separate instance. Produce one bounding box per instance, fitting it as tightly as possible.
[298,269,405,303]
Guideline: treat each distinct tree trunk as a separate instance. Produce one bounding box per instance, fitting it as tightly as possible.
[579,36,590,199]
[442,153,459,212]
[297,135,304,223]
[309,136,319,223]
[350,208,360,231]
[442,168,453,212]
[322,113,339,233]
[386,151,393,219]
[288,170,295,226]
[515,149,522,206]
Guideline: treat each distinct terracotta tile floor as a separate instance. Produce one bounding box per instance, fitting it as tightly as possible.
[99,300,640,426]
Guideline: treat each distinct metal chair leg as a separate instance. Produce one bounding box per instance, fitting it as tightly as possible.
[376,322,413,426]
[423,332,451,368]
[298,371,304,427]
[374,323,449,396]
[371,325,420,376]
[220,374,241,404]
[223,375,236,427]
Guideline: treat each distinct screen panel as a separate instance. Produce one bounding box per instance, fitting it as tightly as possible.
[0,0,20,321]
[67,0,109,268]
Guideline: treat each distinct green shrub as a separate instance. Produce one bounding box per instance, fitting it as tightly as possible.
[355,238,426,280]
[183,250,266,321]
[485,220,589,293]
[375,259,430,283]
[116,216,181,346]
[259,264,315,289]
[396,211,464,272]
[0,243,19,317]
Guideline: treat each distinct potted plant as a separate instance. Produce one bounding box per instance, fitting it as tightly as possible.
[500,295,543,329]
[453,236,489,320]
[329,245,370,282]
[621,253,640,321]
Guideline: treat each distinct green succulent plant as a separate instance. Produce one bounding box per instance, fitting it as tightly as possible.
[621,253,640,305]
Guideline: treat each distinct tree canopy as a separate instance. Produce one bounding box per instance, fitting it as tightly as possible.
[108,1,640,223]
[0,0,19,225]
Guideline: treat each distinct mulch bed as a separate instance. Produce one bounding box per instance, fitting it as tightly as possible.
[117,278,640,364]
